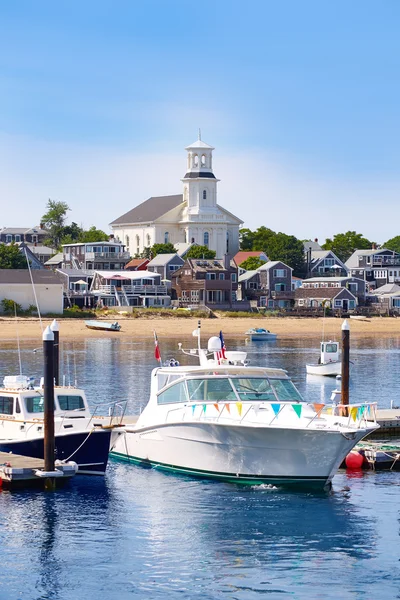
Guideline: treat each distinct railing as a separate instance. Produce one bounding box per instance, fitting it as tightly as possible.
[123,285,168,295]
[98,285,116,294]
[271,291,295,298]
[371,257,400,266]
[85,251,130,260]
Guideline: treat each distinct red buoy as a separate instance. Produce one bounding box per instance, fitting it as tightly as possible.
[345,451,364,469]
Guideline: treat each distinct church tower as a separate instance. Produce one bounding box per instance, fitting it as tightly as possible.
[181,133,220,217]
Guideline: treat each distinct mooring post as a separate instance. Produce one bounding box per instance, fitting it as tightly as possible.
[50,319,60,386]
[43,325,56,490]
[341,319,350,407]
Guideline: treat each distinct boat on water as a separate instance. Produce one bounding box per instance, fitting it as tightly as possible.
[110,324,378,489]
[85,320,121,332]
[306,340,342,377]
[245,328,277,341]
[0,375,125,475]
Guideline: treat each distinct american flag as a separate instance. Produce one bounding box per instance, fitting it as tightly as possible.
[154,331,162,363]
[218,330,226,362]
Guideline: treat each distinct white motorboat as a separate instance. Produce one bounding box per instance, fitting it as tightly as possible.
[246,328,277,341]
[110,325,378,489]
[306,341,342,377]
[0,375,125,475]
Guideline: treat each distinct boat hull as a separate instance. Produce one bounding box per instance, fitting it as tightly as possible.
[110,422,370,488]
[306,361,341,376]
[0,429,113,475]
[250,334,277,341]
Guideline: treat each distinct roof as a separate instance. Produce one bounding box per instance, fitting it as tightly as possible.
[94,270,159,280]
[239,270,258,282]
[147,253,183,267]
[295,287,356,300]
[345,248,396,269]
[110,195,184,226]
[186,259,235,272]
[258,260,293,271]
[303,276,362,282]
[304,240,322,252]
[0,269,63,285]
[61,240,121,248]
[124,258,149,270]
[174,242,195,257]
[185,139,214,150]
[233,251,268,266]
[44,252,64,266]
[0,226,48,235]
[373,283,400,295]
[56,268,92,278]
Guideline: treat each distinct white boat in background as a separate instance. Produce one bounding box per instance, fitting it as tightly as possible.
[110,324,378,489]
[306,341,342,377]
[246,328,277,341]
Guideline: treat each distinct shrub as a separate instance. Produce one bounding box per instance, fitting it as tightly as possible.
[1,298,22,315]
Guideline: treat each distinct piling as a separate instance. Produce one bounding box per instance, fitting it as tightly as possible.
[341,319,350,406]
[50,319,60,386]
[43,325,56,490]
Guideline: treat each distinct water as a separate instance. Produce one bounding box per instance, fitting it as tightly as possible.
[0,334,400,599]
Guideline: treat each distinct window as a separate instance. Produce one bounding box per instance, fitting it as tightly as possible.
[57,395,85,411]
[32,235,38,243]
[191,290,199,302]
[260,296,267,307]
[0,396,14,415]
[15,235,21,242]
[203,231,209,247]
[203,190,207,200]
[136,235,140,254]
[125,235,130,249]
[206,272,216,280]
[269,379,303,402]
[226,232,230,253]
[169,264,180,272]
[334,299,342,307]
[231,273,237,283]
[232,291,237,302]
[187,378,236,402]
[25,395,45,413]
[268,299,275,307]
[6,235,12,243]
[231,378,276,402]
[349,300,356,309]
[324,258,334,266]
[164,232,169,244]
[219,273,225,280]
[275,283,286,291]
[298,299,304,306]
[146,234,151,247]
[273,269,287,277]
[157,381,188,405]
[325,343,338,353]
[207,290,222,303]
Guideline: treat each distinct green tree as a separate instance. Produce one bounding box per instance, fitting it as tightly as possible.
[239,228,255,250]
[185,245,216,259]
[79,226,108,243]
[266,233,305,276]
[61,221,82,242]
[151,243,177,257]
[322,231,373,263]
[252,226,276,251]
[239,256,265,270]
[383,235,400,254]
[41,199,70,249]
[0,243,28,269]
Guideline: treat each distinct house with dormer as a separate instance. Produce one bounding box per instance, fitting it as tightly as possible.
[345,247,400,290]
[237,260,294,308]
[110,137,243,259]
[306,249,348,277]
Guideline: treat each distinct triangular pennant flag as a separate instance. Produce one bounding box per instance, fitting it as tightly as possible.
[350,407,358,422]
[236,401,243,416]
[367,405,371,416]
[192,404,196,416]
[203,404,207,414]
[313,403,325,417]
[358,406,366,418]
[225,403,231,414]
[271,403,281,416]
[292,404,302,418]
[213,403,220,412]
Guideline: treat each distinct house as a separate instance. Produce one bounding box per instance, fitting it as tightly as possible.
[306,250,348,277]
[0,226,49,245]
[367,283,400,314]
[44,252,64,269]
[146,253,184,281]
[295,286,357,311]
[56,268,94,308]
[237,261,294,308]
[125,258,149,271]
[110,137,243,258]
[0,269,64,314]
[300,276,366,303]
[62,240,130,271]
[172,256,244,309]
[90,270,170,308]
[345,247,400,290]
[233,251,268,268]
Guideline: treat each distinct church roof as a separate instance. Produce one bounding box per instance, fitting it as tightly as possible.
[185,139,214,150]
[110,194,183,226]
[182,171,216,179]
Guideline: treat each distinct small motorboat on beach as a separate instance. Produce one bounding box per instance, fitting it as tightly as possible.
[306,341,342,377]
[246,328,277,341]
[110,323,378,490]
[85,320,121,332]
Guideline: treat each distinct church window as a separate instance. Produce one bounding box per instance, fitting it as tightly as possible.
[204,232,209,247]
[226,232,230,253]
[201,154,206,167]
[194,154,199,167]
[191,237,195,244]
[125,235,130,249]
[164,232,169,244]
[136,235,140,255]
[146,234,151,247]
[202,190,207,200]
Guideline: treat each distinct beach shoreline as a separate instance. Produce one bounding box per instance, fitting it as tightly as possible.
[0,316,399,341]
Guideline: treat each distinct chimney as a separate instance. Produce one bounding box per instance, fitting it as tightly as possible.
[224,254,231,270]
[372,243,376,250]
[40,222,44,230]
[314,238,318,243]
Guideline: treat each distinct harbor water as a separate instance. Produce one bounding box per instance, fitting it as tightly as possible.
[0,334,400,599]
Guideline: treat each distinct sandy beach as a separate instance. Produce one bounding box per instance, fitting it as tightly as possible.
[1,316,399,341]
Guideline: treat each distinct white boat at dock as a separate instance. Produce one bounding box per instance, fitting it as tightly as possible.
[245,328,277,341]
[110,324,378,489]
[85,320,121,331]
[306,341,342,377]
[0,375,125,475]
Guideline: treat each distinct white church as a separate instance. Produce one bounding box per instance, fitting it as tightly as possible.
[110,137,243,258]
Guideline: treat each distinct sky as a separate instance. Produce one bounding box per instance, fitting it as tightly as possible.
[1,0,400,244]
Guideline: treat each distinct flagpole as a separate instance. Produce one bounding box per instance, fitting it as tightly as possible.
[153,330,162,364]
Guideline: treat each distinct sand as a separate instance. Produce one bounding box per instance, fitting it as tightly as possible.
[1,316,399,341]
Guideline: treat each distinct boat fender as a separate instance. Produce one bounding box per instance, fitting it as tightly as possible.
[345,451,364,469]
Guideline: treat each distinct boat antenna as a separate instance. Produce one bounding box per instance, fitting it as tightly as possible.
[197,320,201,353]
[322,303,326,342]
[73,341,78,386]
[14,303,23,376]
[24,247,43,333]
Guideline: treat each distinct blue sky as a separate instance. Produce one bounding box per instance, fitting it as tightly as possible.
[1,0,400,242]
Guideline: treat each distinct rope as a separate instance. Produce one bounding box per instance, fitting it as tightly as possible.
[61,428,95,462]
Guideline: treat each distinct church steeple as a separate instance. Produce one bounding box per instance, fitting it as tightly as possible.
[181,136,220,216]
[184,136,216,176]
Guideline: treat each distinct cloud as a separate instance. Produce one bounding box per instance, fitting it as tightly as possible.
[0,132,399,244]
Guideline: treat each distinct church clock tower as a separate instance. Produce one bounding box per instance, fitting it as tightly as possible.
[181,134,220,216]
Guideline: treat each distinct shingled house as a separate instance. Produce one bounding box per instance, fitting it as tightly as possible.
[237,261,294,308]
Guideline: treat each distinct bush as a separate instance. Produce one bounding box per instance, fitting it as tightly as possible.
[1,298,22,315]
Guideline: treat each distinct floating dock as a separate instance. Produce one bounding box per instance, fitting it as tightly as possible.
[0,452,78,489]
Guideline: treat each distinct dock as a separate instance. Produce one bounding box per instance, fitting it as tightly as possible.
[0,452,78,489]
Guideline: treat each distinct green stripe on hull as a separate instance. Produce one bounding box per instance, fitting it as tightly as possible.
[109,451,328,488]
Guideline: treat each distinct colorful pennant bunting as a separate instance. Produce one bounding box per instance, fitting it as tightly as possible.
[313,403,325,417]
[292,404,302,418]
[191,404,196,416]
[202,404,207,414]
[213,403,220,412]
[225,403,231,414]
[271,403,281,416]
[236,401,243,416]
[350,407,358,422]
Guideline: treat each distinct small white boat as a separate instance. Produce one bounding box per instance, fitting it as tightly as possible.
[0,375,125,475]
[110,325,378,490]
[85,320,121,332]
[246,328,277,341]
[306,341,341,377]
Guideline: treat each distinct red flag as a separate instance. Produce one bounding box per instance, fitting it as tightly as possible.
[154,331,161,363]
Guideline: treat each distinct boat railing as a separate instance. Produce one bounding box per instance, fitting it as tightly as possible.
[87,400,128,427]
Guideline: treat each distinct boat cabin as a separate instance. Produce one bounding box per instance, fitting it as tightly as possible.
[320,341,339,364]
